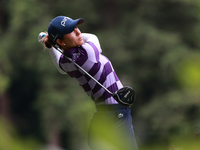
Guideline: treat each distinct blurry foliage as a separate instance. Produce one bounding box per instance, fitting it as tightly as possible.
[174,53,200,91]
[138,90,200,139]
[0,118,40,150]
[0,0,200,149]
[140,135,200,150]
[0,73,10,94]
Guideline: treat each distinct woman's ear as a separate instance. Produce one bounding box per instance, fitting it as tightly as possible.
[56,39,63,46]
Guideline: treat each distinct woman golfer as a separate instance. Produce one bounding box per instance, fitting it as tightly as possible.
[39,16,139,150]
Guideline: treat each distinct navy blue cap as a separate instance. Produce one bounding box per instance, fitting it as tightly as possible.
[48,16,84,44]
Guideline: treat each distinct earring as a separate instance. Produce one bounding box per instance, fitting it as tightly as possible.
[63,44,66,46]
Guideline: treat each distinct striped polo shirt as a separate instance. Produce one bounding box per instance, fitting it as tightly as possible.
[59,41,123,104]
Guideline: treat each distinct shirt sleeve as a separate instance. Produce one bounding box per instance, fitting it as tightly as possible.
[48,47,67,74]
[81,33,102,63]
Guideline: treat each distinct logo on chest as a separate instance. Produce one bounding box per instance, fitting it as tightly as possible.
[72,53,80,61]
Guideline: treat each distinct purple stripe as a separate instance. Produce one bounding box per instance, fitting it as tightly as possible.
[92,62,113,94]
[100,83,118,100]
[83,62,107,87]
[114,72,119,81]
[96,92,106,102]
[82,83,91,92]
[60,47,88,67]
[60,48,77,63]
[88,63,101,77]
[107,82,118,93]
[64,47,77,57]
[60,54,70,63]
[67,70,83,78]
[59,57,67,73]
[95,83,118,104]
[85,74,91,81]
[76,58,87,67]
[76,46,88,66]
[88,42,99,62]
[99,91,111,101]
[75,55,87,67]
[84,63,101,82]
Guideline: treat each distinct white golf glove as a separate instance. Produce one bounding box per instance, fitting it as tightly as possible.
[38,32,46,44]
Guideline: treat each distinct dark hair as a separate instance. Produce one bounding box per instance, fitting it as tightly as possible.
[44,39,53,48]
[44,34,64,49]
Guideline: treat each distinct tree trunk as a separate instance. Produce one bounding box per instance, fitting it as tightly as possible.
[0,91,11,121]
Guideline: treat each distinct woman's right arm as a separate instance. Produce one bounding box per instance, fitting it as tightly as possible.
[48,47,67,74]
[39,33,67,74]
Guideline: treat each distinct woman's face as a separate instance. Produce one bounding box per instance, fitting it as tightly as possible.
[57,27,84,51]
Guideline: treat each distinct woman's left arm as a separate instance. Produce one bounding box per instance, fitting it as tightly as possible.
[81,33,102,63]
[81,33,101,50]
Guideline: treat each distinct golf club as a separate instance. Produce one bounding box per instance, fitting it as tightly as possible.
[38,32,136,107]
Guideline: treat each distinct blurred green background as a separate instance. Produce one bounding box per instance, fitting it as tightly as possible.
[0,0,200,149]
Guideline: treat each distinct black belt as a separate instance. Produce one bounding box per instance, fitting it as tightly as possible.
[95,104,127,112]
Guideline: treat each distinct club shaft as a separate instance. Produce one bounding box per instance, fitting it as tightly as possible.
[53,45,113,95]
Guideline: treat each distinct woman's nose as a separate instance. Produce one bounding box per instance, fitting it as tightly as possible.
[75,28,81,35]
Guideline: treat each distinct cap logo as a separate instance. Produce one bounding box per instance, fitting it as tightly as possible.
[51,33,58,42]
[61,17,68,27]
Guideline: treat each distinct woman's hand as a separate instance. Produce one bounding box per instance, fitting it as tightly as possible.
[38,32,53,48]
